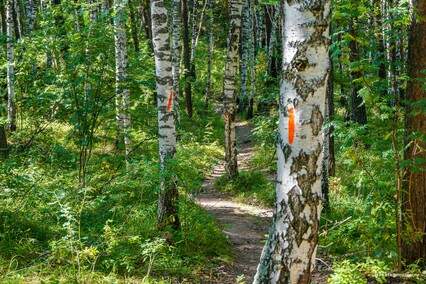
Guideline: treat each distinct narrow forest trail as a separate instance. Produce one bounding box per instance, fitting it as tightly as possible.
[196,121,273,283]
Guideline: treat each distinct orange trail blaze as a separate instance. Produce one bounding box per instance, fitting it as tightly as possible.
[288,106,295,144]
[167,91,174,113]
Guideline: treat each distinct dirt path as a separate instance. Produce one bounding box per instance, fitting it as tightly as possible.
[196,121,273,283]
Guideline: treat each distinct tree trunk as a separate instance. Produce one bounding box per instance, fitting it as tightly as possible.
[6,0,16,132]
[140,0,153,50]
[223,0,243,179]
[0,125,7,158]
[151,0,180,230]
[253,0,330,282]
[13,0,22,39]
[114,0,131,162]
[402,0,426,264]
[349,22,367,125]
[182,0,193,117]
[129,0,140,53]
[171,0,181,119]
[204,0,213,108]
[26,0,35,31]
[240,0,250,112]
[1,1,6,36]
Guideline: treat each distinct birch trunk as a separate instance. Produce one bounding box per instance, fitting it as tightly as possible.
[6,0,16,132]
[114,0,131,161]
[402,0,426,264]
[204,0,213,107]
[240,0,250,110]
[171,0,181,118]
[151,0,179,229]
[254,0,330,282]
[223,0,243,178]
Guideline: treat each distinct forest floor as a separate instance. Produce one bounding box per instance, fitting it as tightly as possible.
[195,121,330,283]
[196,121,273,283]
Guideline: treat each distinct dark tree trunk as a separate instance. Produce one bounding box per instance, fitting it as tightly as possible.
[182,0,193,118]
[140,0,153,50]
[0,0,6,34]
[349,23,367,125]
[402,0,426,265]
[129,0,140,53]
[0,125,7,158]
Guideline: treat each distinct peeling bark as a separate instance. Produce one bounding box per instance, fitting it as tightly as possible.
[151,0,179,230]
[114,0,132,162]
[254,0,330,283]
[223,0,243,178]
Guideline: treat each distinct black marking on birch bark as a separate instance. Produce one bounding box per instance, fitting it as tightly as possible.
[290,145,322,196]
[310,105,323,136]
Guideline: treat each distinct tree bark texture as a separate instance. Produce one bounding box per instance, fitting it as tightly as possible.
[254,0,330,282]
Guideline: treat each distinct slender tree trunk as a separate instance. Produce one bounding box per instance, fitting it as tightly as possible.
[151,0,180,230]
[247,0,256,119]
[6,0,16,132]
[13,0,22,38]
[128,0,140,53]
[0,125,7,158]
[182,0,193,117]
[26,0,35,31]
[254,0,330,282]
[223,0,243,179]
[171,0,181,118]
[204,0,213,108]
[402,0,426,264]
[349,22,367,125]
[114,0,131,162]
[1,1,6,35]
[140,0,153,50]
[240,0,250,112]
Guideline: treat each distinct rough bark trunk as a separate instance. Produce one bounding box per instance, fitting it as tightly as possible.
[182,0,193,117]
[151,0,180,230]
[254,0,330,282]
[402,0,426,264]
[223,0,243,179]
[114,0,132,162]
[171,0,181,119]
[6,0,16,132]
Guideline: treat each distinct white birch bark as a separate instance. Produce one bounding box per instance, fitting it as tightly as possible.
[171,0,181,119]
[6,0,16,132]
[254,1,330,283]
[240,0,250,103]
[114,0,131,161]
[223,0,243,178]
[151,0,179,229]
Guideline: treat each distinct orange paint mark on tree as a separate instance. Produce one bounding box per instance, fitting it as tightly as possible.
[167,90,175,113]
[288,105,295,144]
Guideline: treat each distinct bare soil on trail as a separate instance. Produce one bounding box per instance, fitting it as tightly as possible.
[195,122,331,284]
[195,121,273,283]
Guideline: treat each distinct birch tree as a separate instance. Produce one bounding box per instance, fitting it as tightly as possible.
[171,0,181,118]
[254,0,330,282]
[151,0,180,229]
[114,0,131,161]
[223,0,243,178]
[6,0,16,132]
